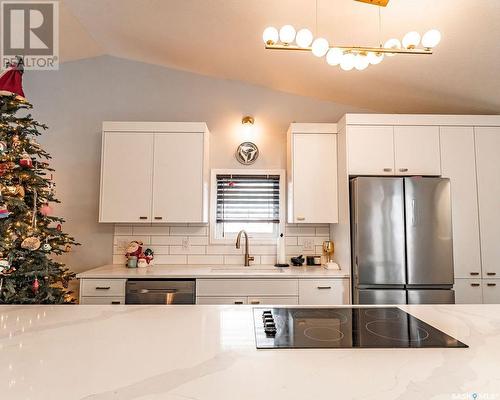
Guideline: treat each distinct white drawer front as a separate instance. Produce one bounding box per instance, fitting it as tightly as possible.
[247,296,298,305]
[454,279,483,304]
[483,280,500,304]
[80,296,125,305]
[196,296,247,305]
[299,279,349,305]
[196,279,298,296]
[80,279,126,297]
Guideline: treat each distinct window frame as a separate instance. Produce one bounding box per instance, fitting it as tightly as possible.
[210,168,286,245]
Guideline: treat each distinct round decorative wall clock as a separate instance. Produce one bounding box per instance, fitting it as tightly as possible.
[235,142,259,165]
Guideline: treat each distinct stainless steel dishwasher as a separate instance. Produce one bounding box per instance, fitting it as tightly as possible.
[125,279,196,304]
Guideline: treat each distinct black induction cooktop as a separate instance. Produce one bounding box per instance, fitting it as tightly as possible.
[254,307,468,349]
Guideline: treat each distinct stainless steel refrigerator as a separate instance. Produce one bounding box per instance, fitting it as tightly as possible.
[350,177,455,304]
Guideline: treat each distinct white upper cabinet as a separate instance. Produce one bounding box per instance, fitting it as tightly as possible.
[287,124,338,224]
[475,127,500,279]
[100,133,154,223]
[440,127,482,278]
[347,126,395,175]
[99,122,209,223]
[152,133,207,223]
[394,126,441,175]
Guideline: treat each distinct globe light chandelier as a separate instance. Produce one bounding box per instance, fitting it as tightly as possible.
[262,0,442,71]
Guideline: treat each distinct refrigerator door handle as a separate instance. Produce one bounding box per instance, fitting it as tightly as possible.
[411,199,417,226]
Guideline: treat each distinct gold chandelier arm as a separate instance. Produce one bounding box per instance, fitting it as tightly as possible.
[265,44,433,55]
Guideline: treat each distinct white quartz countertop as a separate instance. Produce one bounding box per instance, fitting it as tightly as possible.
[76,264,350,279]
[1,304,499,399]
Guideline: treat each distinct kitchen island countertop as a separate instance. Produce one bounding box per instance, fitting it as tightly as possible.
[0,304,499,399]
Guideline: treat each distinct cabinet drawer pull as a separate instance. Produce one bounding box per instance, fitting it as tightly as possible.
[95,286,111,290]
[250,300,260,305]
[469,272,480,276]
[487,272,497,276]
[296,216,305,221]
[487,283,497,287]
[111,301,121,305]
[317,286,332,290]
[383,168,392,172]
[399,168,409,172]
[139,216,148,220]
[154,216,163,220]
[234,301,244,305]
[470,283,480,287]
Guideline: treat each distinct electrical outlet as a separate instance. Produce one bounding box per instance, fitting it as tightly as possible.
[302,239,314,252]
[182,237,190,250]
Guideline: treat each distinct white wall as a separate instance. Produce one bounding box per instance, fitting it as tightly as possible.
[24,56,368,273]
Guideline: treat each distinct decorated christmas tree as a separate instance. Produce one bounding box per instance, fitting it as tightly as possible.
[0,59,78,303]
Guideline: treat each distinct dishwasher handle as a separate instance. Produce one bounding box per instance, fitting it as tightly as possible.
[139,288,178,294]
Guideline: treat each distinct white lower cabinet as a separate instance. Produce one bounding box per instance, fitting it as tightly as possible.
[196,278,349,305]
[298,279,349,305]
[482,280,500,304]
[197,297,247,305]
[454,279,483,304]
[80,296,125,305]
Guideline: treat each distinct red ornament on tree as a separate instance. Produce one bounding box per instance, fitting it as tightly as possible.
[0,57,25,99]
[32,277,40,293]
[40,204,53,216]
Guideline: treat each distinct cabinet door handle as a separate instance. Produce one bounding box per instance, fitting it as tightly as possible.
[487,272,497,276]
[234,301,244,305]
[139,216,148,220]
[111,301,121,305]
[469,272,480,276]
[296,216,305,221]
[250,300,260,304]
[317,286,332,290]
[487,283,497,287]
[383,168,392,172]
[95,286,111,290]
[470,283,480,287]
[399,168,409,172]
[154,217,163,220]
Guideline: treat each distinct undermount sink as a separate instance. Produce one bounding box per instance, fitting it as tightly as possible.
[210,266,282,273]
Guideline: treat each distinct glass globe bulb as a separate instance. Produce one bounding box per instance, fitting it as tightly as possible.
[384,38,401,57]
[279,25,296,44]
[262,27,279,45]
[340,53,355,71]
[296,28,313,48]
[402,31,421,49]
[311,38,329,57]
[422,29,441,48]
[326,48,343,66]
[354,54,369,71]
[367,51,384,65]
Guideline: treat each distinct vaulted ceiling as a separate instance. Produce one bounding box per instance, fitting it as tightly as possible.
[59,0,500,114]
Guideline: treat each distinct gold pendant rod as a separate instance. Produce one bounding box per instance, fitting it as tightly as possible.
[265,44,433,55]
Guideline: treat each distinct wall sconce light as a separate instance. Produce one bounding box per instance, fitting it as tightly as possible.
[236,116,259,165]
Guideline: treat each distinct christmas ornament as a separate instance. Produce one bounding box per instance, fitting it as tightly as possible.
[0,258,11,272]
[56,223,62,232]
[0,57,25,99]
[39,204,53,216]
[19,152,33,168]
[32,277,39,293]
[1,184,25,198]
[0,141,6,154]
[0,162,16,176]
[11,135,21,148]
[0,204,10,218]
[21,236,41,251]
[42,242,52,252]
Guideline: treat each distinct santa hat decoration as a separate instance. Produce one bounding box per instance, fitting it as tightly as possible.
[0,57,25,100]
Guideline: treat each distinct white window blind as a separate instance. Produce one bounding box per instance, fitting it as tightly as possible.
[216,174,280,224]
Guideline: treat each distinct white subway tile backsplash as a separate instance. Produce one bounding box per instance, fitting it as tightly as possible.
[112,224,329,265]
[170,245,206,255]
[188,255,223,265]
[170,226,208,236]
[133,226,170,236]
